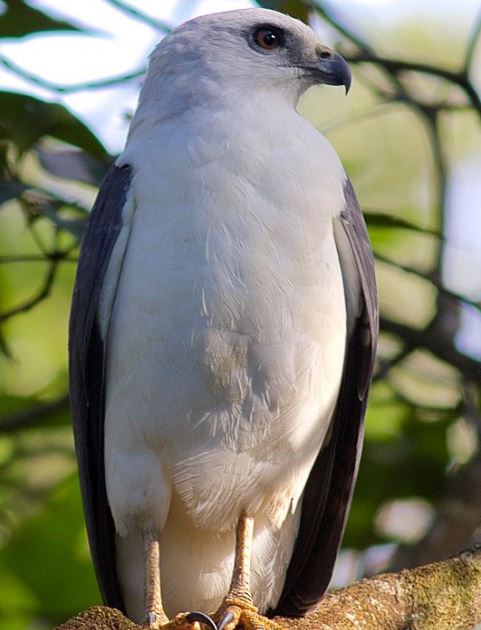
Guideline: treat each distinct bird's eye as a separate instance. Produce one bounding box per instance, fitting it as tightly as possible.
[253,26,284,51]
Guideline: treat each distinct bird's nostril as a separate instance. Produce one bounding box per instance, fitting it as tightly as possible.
[319,50,333,59]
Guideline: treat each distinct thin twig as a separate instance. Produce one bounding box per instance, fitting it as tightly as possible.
[0,53,145,94]
[107,0,171,33]
[373,346,415,382]
[0,254,77,264]
[0,259,58,322]
[322,101,397,134]
[381,316,481,382]
[346,53,481,118]
[312,0,374,53]
[0,394,70,433]
[464,7,481,73]
[375,253,481,313]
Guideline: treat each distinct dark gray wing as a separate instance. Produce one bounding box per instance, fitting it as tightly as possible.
[274,177,378,617]
[69,163,132,612]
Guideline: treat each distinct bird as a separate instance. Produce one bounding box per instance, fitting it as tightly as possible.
[69,7,378,630]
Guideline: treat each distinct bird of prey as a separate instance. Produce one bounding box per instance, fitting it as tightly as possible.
[69,8,378,630]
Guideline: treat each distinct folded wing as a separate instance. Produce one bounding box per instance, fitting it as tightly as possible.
[274,177,378,617]
[69,163,132,612]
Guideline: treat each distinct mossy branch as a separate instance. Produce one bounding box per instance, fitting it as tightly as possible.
[57,548,481,629]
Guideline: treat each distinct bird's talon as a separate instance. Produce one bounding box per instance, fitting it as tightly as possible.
[185,611,218,629]
[217,610,236,630]
[144,611,161,628]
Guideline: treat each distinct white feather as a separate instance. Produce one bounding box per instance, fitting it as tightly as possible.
[99,8,349,621]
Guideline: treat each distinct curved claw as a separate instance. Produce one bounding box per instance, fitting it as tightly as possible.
[185,611,218,629]
[217,611,235,630]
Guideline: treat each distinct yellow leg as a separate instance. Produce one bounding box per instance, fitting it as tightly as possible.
[143,521,169,628]
[142,522,201,630]
[141,515,282,630]
[224,511,256,612]
[213,512,284,630]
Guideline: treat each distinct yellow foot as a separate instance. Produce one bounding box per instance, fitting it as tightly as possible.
[143,611,202,630]
[142,607,285,630]
[213,604,285,630]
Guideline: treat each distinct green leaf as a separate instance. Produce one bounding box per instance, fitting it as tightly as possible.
[0,91,108,159]
[0,475,100,622]
[0,0,82,38]
[256,1,311,22]
[364,212,441,237]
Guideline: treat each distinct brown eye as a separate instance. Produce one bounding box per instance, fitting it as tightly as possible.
[254,26,284,51]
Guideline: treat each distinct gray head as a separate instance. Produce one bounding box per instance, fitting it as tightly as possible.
[138,8,351,114]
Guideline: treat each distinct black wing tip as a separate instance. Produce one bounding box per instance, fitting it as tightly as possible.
[271,589,328,618]
[69,162,133,617]
[274,177,378,617]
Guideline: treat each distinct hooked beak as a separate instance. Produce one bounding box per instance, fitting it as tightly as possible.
[300,49,352,94]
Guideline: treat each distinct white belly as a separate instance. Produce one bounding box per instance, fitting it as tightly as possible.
[101,120,347,619]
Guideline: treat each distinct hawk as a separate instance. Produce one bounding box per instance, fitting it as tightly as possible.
[69,8,378,630]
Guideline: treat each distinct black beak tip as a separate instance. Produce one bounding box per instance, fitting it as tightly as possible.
[310,49,352,94]
[333,51,352,95]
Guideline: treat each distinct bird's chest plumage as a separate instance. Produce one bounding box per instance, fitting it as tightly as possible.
[103,111,347,532]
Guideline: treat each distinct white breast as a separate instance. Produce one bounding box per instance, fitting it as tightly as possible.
[100,99,347,619]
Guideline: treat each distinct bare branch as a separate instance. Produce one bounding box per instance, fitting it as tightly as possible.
[373,346,416,382]
[381,316,481,382]
[310,0,374,53]
[0,53,145,94]
[107,0,171,33]
[464,7,481,73]
[346,53,481,117]
[0,254,77,264]
[0,394,70,433]
[375,253,481,313]
[0,259,58,322]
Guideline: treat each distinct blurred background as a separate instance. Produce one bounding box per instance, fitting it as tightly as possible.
[0,0,480,628]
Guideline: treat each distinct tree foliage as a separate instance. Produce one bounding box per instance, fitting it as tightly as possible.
[0,1,480,628]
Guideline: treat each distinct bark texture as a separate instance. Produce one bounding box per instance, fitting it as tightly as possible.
[56,548,481,630]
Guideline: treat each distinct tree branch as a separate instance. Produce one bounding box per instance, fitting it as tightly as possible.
[464,8,481,73]
[56,548,481,629]
[0,394,69,433]
[0,53,145,94]
[0,259,58,322]
[381,316,481,382]
[375,253,481,314]
[0,254,77,264]
[346,53,481,117]
[107,0,171,33]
